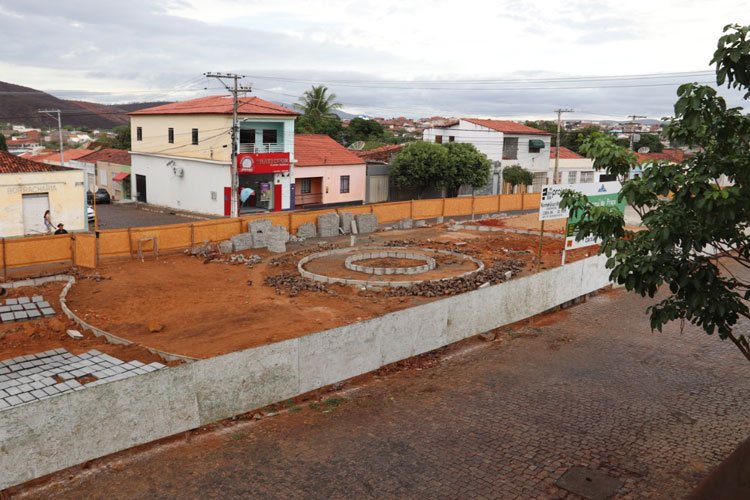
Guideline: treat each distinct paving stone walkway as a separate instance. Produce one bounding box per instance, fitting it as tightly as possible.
[12,290,750,499]
[0,349,166,411]
[0,295,56,323]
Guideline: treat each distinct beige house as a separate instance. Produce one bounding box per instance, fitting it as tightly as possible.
[75,148,132,200]
[0,152,86,237]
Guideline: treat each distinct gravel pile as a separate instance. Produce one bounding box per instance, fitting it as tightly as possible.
[385,259,526,298]
[264,273,332,297]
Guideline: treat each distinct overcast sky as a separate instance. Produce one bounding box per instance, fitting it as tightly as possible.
[1,0,748,121]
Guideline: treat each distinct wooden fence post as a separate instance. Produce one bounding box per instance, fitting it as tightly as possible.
[2,238,7,279]
[190,224,195,248]
[70,235,76,270]
[442,198,446,217]
[127,228,133,258]
[410,200,414,219]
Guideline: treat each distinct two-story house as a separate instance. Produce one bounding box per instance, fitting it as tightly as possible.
[423,118,552,193]
[129,95,297,216]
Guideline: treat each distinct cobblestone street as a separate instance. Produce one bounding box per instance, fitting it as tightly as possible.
[16,289,750,499]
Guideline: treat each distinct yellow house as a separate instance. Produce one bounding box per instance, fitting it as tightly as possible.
[0,152,86,237]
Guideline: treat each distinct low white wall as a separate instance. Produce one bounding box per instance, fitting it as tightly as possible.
[0,255,611,489]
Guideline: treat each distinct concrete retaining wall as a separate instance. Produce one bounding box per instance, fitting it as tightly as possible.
[0,255,611,489]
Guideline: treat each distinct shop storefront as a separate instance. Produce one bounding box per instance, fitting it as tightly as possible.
[232,152,293,214]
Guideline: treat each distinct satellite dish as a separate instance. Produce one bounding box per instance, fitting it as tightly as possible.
[348,141,366,151]
[637,147,650,154]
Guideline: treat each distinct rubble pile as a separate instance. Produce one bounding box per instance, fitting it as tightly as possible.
[264,273,332,297]
[385,259,526,298]
[226,254,263,266]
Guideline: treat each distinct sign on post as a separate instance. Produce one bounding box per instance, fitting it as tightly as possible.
[539,181,625,249]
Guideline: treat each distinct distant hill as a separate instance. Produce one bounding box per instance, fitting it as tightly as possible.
[0,81,173,129]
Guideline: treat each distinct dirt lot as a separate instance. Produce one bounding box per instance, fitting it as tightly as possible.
[0,282,171,365]
[57,222,593,360]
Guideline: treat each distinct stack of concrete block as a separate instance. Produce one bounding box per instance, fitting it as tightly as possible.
[317,213,340,237]
[355,213,378,234]
[249,218,273,248]
[218,240,234,253]
[230,233,254,252]
[339,212,354,235]
[296,222,317,239]
[266,225,289,253]
[398,218,414,230]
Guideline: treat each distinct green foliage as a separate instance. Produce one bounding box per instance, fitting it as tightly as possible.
[501,164,533,186]
[563,126,601,153]
[443,142,491,196]
[98,125,131,150]
[560,24,750,363]
[390,141,449,197]
[0,132,6,152]
[344,117,386,144]
[295,114,343,140]
[294,85,342,120]
[391,141,490,197]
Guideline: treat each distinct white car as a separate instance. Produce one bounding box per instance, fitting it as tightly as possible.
[87,205,95,222]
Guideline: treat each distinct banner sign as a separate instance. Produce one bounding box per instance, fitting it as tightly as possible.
[237,152,290,174]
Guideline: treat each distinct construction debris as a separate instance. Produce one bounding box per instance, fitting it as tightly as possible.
[264,273,332,296]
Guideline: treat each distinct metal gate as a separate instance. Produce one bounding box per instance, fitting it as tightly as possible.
[368,175,389,203]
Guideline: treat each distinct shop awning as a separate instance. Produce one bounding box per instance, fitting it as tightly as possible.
[529,139,545,149]
[112,172,130,181]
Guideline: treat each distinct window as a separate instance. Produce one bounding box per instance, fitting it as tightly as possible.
[262,129,277,144]
[502,137,518,160]
[136,127,142,141]
[240,129,255,143]
[567,171,577,184]
[580,171,594,183]
[300,178,311,194]
[448,136,455,142]
[340,175,350,194]
[168,128,174,144]
[192,128,199,145]
[435,135,443,144]
[599,174,617,182]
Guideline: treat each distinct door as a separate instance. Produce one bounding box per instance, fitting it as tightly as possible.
[135,174,147,202]
[22,193,50,235]
[368,175,389,203]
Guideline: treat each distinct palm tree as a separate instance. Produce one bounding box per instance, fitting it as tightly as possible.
[294,85,342,119]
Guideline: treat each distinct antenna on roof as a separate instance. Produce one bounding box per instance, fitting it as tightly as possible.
[637,147,650,154]
[348,141,365,151]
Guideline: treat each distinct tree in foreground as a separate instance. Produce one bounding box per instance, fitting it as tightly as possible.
[0,132,7,152]
[560,24,750,363]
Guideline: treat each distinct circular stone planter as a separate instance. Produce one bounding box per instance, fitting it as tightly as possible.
[298,246,484,288]
[344,251,436,276]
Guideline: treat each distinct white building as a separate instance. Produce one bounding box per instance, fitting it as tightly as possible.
[423,118,552,193]
[548,147,612,184]
[128,95,297,216]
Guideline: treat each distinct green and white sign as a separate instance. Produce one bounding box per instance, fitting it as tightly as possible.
[565,182,625,250]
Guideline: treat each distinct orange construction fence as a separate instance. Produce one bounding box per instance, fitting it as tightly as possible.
[1,192,541,276]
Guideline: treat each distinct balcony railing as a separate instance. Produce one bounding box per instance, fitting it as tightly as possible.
[239,142,286,154]
[295,192,323,206]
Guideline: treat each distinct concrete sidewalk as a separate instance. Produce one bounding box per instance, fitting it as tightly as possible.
[15,289,750,499]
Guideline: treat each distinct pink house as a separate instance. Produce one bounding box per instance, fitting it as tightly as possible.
[294,135,366,207]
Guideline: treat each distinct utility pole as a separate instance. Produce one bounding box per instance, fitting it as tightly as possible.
[628,114,647,151]
[38,109,64,166]
[553,108,573,184]
[204,73,252,218]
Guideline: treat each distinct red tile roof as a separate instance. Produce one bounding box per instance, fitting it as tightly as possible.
[0,152,71,173]
[550,147,584,159]
[129,95,298,116]
[634,149,684,163]
[355,144,404,162]
[294,135,366,167]
[77,148,131,166]
[7,138,38,145]
[462,118,552,135]
[29,149,94,163]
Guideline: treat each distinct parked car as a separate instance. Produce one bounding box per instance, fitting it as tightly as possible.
[94,188,111,204]
[87,205,95,222]
[86,190,93,204]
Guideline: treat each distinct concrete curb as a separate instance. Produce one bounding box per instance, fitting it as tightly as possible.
[453,223,566,238]
[58,277,198,364]
[298,246,484,287]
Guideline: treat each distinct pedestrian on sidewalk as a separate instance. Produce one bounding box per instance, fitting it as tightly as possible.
[54,223,68,235]
[43,210,54,234]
